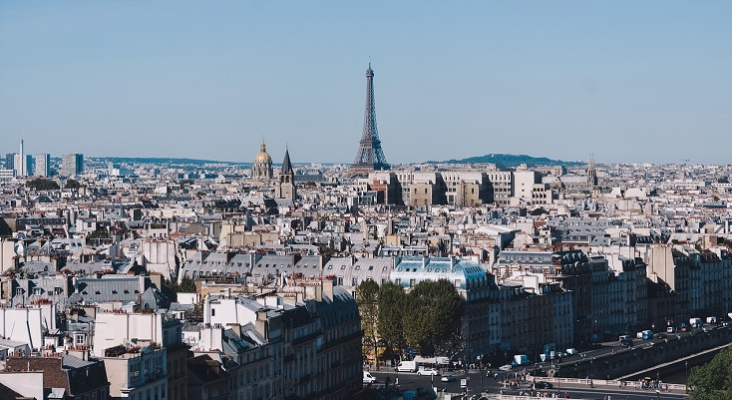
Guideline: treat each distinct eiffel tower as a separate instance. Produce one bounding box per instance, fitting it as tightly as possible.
[349,63,390,177]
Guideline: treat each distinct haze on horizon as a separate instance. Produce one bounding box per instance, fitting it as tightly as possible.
[1,2,730,166]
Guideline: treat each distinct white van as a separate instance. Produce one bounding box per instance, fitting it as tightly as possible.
[395,361,418,372]
[363,371,377,384]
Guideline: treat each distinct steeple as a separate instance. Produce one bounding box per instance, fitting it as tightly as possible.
[282,146,293,175]
[587,154,598,187]
[276,147,296,201]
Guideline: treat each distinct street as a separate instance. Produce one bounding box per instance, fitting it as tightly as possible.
[364,370,688,399]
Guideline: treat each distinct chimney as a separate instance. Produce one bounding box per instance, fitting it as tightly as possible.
[323,277,334,301]
[255,310,268,340]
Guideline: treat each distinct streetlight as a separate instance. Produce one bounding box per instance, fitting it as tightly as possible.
[685,361,689,393]
[590,358,595,388]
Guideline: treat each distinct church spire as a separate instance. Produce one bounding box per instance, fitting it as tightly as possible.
[282,146,293,175]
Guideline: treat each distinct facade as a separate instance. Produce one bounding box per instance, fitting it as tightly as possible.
[34,153,51,177]
[102,345,168,400]
[252,141,273,181]
[61,153,84,177]
[202,280,362,400]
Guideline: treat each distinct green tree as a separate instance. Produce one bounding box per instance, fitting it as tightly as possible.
[687,346,732,400]
[377,281,407,362]
[179,276,197,292]
[404,279,463,356]
[26,178,60,191]
[65,179,82,189]
[356,279,380,363]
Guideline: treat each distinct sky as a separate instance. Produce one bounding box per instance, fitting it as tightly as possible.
[1,2,731,165]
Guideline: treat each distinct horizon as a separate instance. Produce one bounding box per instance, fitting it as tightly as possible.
[1,2,730,165]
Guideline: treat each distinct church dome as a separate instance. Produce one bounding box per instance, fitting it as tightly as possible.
[255,142,272,164]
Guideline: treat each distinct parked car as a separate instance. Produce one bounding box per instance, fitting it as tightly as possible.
[441,375,456,382]
[417,367,440,376]
[499,365,513,371]
[535,381,554,389]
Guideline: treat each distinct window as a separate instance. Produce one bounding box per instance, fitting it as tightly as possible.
[211,309,216,317]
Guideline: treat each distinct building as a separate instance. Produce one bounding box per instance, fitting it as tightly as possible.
[203,279,362,400]
[101,344,168,400]
[275,148,296,202]
[252,141,273,181]
[5,353,111,400]
[34,153,51,177]
[61,154,84,177]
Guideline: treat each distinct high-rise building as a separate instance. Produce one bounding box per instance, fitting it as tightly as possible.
[12,154,32,176]
[61,153,84,177]
[34,153,50,177]
[349,63,390,177]
[4,153,14,171]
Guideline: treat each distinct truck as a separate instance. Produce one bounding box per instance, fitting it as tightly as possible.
[511,354,530,366]
[618,335,630,344]
[690,318,703,329]
[641,330,653,340]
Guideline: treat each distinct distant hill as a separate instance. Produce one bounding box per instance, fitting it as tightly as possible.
[94,157,249,166]
[435,154,583,168]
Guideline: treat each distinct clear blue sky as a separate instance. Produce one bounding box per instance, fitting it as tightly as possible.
[1,2,730,165]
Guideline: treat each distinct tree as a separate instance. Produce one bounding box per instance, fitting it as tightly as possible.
[65,179,82,189]
[687,346,732,399]
[356,279,380,364]
[179,276,197,292]
[403,279,463,356]
[377,281,407,362]
[26,178,59,191]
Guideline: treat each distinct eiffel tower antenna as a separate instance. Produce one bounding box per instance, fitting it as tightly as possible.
[349,62,389,177]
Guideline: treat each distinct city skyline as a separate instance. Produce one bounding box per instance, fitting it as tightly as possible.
[1,2,731,165]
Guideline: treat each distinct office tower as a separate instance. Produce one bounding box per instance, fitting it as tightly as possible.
[61,154,84,177]
[34,153,50,177]
[13,153,23,176]
[349,63,390,177]
[5,153,14,171]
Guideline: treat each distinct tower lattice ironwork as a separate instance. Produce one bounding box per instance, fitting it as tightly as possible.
[349,63,389,177]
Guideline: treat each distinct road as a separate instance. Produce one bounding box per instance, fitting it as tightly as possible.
[365,370,688,399]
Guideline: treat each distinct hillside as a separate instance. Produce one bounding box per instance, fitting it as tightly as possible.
[436,153,583,168]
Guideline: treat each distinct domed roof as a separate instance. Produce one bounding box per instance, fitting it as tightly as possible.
[254,141,272,164]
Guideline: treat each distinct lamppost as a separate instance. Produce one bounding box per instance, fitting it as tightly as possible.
[590,358,595,388]
[685,361,689,393]
[557,365,561,391]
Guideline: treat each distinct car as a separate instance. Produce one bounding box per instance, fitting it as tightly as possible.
[441,375,456,382]
[499,364,513,371]
[417,367,440,376]
[656,333,667,339]
[534,381,554,389]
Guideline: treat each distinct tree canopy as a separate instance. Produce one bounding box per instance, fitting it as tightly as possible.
[403,279,463,356]
[166,276,197,293]
[687,346,732,400]
[377,281,407,360]
[65,179,83,189]
[356,280,380,360]
[26,178,59,191]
